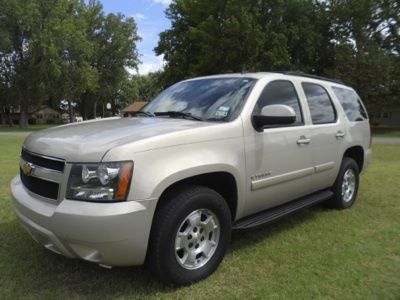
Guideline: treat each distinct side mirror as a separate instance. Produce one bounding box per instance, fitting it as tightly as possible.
[252,104,296,130]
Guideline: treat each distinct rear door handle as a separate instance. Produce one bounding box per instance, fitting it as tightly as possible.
[297,136,311,145]
[336,131,345,138]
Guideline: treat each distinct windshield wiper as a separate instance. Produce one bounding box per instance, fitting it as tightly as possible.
[134,111,154,117]
[154,111,204,121]
[205,117,228,122]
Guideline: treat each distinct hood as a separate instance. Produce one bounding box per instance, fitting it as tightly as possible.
[23,117,216,162]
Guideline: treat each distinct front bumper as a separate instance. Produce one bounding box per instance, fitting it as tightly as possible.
[11,176,157,266]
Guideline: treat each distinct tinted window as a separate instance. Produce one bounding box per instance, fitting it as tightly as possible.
[254,80,303,124]
[142,78,256,122]
[332,87,368,121]
[302,83,336,124]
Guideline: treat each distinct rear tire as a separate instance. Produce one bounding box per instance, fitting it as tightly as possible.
[328,157,360,209]
[147,185,232,286]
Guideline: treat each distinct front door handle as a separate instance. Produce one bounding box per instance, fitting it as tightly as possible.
[297,136,311,145]
[336,131,345,138]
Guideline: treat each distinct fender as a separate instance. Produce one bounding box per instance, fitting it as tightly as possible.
[121,137,247,220]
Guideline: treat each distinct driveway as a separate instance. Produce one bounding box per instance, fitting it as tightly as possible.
[372,137,400,144]
[0,132,32,136]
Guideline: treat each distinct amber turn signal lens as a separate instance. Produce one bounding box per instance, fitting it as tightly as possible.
[116,162,133,200]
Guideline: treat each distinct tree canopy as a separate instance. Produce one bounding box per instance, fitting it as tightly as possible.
[156,0,399,110]
[1,0,398,127]
[0,0,140,126]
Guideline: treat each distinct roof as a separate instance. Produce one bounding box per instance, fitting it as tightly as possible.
[121,102,148,113]
[35,106,60,115]
[185,72,350,88]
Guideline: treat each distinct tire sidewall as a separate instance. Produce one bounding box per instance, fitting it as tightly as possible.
[158,189,231,284]
[336,158,360,208]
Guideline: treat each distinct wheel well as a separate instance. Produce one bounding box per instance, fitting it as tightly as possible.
[343,146,364,171]
[156,172,238,220]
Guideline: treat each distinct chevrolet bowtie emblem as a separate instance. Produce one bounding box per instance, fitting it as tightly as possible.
[22,162,35,176]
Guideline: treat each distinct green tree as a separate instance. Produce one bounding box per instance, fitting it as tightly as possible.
[93,12,140,117]
[47,0,99,123]
[0,0,47,127]
[132,72,163,102]
[79,1,140,118]
[0,0,95,126]
[156,0,264,85]
[320,0,399,110]
[156,0,321,83]
[0,0,140,126]
[156,0,399,111]
[257,0,321,72]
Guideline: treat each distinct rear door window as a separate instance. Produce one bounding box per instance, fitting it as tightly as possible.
[332,87,368,121]
[302,83,336,124]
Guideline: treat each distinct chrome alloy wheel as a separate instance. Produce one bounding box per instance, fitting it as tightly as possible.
[174,209,220,270]
[342,168,356,202]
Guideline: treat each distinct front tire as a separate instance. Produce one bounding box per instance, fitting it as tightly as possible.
[147,185,232,285]
[329,157,360,209]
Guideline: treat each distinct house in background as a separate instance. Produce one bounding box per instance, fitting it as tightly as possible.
[370,104,400,127]
[34,106,61,124]
[121,101,148,117]
[6,105,61,124]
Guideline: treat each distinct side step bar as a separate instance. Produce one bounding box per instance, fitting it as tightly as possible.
[233,190,333,230]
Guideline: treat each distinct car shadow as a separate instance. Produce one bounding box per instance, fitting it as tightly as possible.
[1,204,327,298]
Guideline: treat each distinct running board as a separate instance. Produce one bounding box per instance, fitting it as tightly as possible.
[233,190,333,230]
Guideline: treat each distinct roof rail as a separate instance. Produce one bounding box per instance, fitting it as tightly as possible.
[278,71,344,84]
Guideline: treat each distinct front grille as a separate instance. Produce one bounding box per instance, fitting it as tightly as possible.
[21,149,65,172]
[20,168,59,200]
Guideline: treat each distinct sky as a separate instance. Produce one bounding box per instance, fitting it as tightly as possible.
[100,0,172,74]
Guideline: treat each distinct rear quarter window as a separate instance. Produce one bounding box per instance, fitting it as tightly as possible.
[332,87,368,121]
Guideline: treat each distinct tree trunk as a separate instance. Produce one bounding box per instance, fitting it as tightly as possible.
[68,100,73,123]
[0,108,5,125]
[93,101,97,118]
[112,101,117,116]
[81,98,87,120]
[5,107,14,127]
[19,110,29,128]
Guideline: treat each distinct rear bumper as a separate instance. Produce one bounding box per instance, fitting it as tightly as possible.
[11,176,157,266]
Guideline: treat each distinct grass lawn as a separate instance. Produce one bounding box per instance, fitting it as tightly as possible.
[0,136,399,299]
[0,124,56,132]
[373,131,400,138]
[372,128,400,138]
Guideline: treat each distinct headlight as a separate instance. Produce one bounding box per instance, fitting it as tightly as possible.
[66,161,133,202]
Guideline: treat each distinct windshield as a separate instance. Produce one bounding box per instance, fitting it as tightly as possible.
[141,77,256,122]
